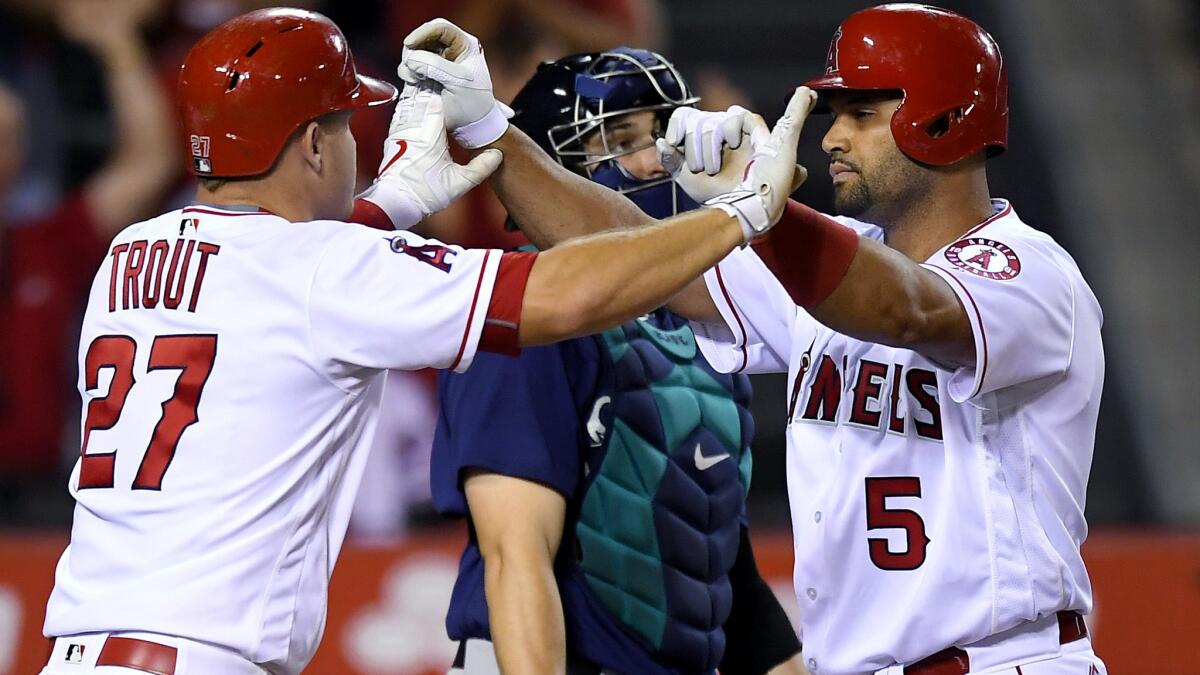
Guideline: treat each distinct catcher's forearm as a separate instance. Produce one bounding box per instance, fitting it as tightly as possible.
[518,207,743,346]
[485,126,653,247]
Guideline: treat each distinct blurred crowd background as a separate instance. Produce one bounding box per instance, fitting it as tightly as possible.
[1,0,1197,672]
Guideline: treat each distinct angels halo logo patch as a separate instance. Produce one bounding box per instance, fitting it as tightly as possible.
[945,237,1021,280]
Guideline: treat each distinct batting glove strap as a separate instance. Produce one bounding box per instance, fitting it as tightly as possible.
[705,189,773,244]
[452,101,513,149]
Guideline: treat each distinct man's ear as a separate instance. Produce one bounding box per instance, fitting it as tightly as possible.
[299,120,323,174]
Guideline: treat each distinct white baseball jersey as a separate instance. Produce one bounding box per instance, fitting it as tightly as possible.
[693,200,1103,675]
[44,203,529,674]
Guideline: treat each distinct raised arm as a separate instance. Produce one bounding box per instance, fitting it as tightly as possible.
[658,107,973,365]
[517,204,744,345]
[57,0,177,235]
[485,125,653,248]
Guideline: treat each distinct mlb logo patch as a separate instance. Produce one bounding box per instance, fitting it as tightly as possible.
[64,643,86,663]
[193,157,213,174]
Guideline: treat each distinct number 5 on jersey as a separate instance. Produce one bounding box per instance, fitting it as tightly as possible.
[79,334,218,490]
[865,476,930,570]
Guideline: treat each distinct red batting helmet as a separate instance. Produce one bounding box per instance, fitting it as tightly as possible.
[178,8,397,177]
[804,3,1008,166]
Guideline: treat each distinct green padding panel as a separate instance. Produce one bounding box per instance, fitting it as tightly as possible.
[648,366,743,456]
[601,328,630,363]
[738,445,753,496]
[577,423,669,647]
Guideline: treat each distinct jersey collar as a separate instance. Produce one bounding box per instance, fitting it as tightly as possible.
[960,198,1013,238]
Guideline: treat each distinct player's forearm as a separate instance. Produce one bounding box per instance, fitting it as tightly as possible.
[518,207,743,345]
[485,126,653,248]
[808,237,973,364]
[484,554,566,675]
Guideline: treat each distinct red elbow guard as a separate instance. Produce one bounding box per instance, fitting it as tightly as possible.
[750,200,859,307]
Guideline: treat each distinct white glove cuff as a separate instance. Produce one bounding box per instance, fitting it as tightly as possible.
[452,102,510,149]
[357,181,425,231]
[704,190,772,244]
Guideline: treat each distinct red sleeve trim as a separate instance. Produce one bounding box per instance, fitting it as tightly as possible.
[935,267,989,398]
[449,250,494,371]
[714,264,750,374]
[349,198,394,231]
[750,199,859,307]
[480,251,538,356]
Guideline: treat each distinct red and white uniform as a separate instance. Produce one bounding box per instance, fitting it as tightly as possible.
[694,200,1106,675]
[42,203,533,674]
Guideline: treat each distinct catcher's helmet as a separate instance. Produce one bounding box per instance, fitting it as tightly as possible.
[509,47,699,218]
[178,8,397,178]
[804,3,1008,166]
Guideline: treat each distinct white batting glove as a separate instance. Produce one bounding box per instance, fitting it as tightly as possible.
[357,85,503,230]
[698,87,817,242]
[656,105,770,203]
[397,18,513,149]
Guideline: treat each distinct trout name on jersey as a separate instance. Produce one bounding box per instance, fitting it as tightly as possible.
[106,237,221,312]
[787,352,943,441]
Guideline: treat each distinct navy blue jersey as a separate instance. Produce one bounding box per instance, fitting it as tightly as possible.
[433,337,695,674]
[433,310,757,674]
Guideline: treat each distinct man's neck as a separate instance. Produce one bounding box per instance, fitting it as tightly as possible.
[195,180,316,223]
[883,172,994,263]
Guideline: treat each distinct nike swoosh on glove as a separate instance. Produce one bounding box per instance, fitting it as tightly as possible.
[357,85,502,230]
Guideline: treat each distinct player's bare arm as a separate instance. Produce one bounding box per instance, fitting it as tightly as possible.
[57,0,177,235]
[464,469,567,675]
[804,233,974,365]
[517,204,742,345]
[484,125,653,249]
[660,104,977,367]
[395,19,817,348]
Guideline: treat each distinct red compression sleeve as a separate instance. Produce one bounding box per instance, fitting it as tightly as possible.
[750,199,859,307]
[479,251,538,355]
[350,198,394,231]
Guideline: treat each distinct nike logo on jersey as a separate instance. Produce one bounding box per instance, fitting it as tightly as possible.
[379,140,409,174]
[586,396,611,447]
[693,443,731,471]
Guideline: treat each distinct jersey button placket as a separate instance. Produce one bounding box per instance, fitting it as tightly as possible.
[807,657,818,672]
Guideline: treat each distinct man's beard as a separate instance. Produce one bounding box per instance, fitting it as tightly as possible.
[833,176,872,218]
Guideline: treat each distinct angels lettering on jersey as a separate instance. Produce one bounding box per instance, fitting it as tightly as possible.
[786,340,943,442]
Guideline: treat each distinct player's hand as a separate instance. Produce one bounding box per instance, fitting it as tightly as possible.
[656,105,770,203]
[697,87,817,242]
[397,18,514,149]
[358,85,503,230]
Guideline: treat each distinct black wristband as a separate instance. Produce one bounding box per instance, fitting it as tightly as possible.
[719,527,802,675]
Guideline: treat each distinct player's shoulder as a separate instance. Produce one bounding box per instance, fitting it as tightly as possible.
[107,208,187,244]
[939,199,1086,283]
